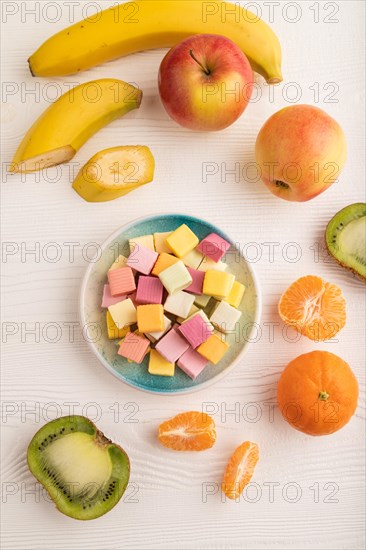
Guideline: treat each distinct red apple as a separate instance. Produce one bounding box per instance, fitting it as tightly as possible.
[255,105,347,202]
[158,34,253,131]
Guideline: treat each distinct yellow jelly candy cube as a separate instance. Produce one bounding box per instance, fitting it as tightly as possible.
[166,224,199,258]
[137,304,165,333]
[224,281,246,308]
[198,257,227,272]
[159,260,192,294]
[151,252,179,276]
[106,311,130,340]
[181,249,204,269]
[176,304,199,324]
[108,298,137,329]
[203,270,235,299]
[210,301,242,333]
[109,254,128,271]
[197,333,229,364]
[153,232,172,254]
[145,315,172,342]
[164,290,195,318]
[148,349,175,376]
[129,234,155,252]
[193,294,211,308]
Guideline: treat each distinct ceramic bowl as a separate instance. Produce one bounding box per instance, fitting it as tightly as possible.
[80,214,261,394]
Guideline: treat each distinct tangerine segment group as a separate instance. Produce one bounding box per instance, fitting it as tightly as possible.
[278,275,346,341]
[158,411,216,451]
[222,441,259,500]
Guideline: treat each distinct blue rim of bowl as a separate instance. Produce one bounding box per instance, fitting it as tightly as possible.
[79,213,262,395]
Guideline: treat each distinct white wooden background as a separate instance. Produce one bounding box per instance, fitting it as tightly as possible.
[1,1,365,549]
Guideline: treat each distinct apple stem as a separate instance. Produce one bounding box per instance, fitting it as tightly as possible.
[189,49,210,76]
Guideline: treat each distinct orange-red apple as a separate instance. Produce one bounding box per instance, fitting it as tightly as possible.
[255,105,347,201]
[158,34,253,131]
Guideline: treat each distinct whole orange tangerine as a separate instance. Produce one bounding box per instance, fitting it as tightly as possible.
[277,351,358,436]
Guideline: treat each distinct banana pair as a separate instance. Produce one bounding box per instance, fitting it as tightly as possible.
[10,79,154,202]
[11,1,283,201]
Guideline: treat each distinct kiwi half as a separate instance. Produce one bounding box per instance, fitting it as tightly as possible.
[27,415,130,520]
[325,203,366,282]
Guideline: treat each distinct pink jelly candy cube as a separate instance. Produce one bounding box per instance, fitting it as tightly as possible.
[177,348,209,380]
[118,332,150,364]
[136,276,163,305]
[108,267,136,296]
[127,244,158,275]
[177,313,212,348]
[155,328,190,363]
[184,267,205,295]
[101,284,126,308]
[197,233,231,263]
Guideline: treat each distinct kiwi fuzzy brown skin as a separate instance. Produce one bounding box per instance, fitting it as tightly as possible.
[325,203,366,283]
[27,415,130,520]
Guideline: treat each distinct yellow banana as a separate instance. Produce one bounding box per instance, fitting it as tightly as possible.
[10,79,142,173]
[28,1,282,84]
[72,146,155,202]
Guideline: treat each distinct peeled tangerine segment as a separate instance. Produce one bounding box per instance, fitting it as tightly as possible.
[72,146,155,202]
[27,416,130,520]
[325,203,366,282]
[158,411,216,451]
[222,441,259,500]
[10,79,142,173]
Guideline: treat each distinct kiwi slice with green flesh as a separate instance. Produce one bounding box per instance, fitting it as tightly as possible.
[27,415,130,520]
[326,203,366,282]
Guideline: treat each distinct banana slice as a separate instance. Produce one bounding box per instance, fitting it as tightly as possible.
[10,79,142,173]
[72,146,155,202]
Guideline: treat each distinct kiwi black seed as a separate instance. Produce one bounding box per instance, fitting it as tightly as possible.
[27,415,130,520]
